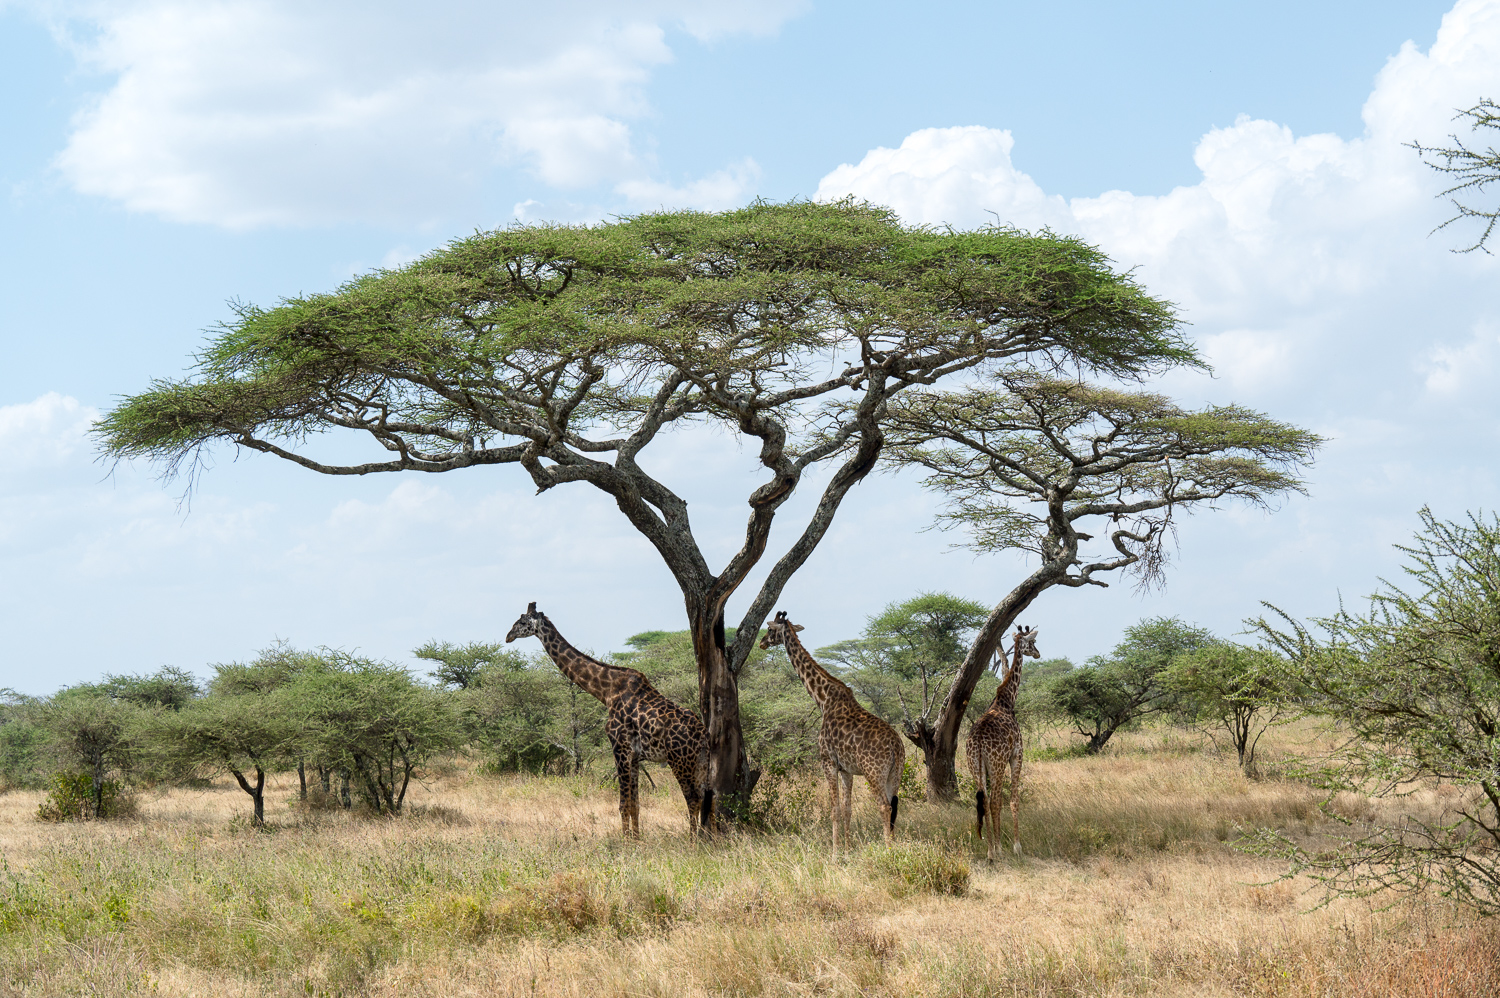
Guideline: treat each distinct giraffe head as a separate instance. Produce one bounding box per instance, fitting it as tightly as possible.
[505,602,545,643]
[1014,624,1041,661]
[758,610,805,650]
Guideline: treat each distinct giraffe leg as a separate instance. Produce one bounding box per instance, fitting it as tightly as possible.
[839,770,854,851]
[823,761,841,856]
[628,763,641,836]
[611,741,636,837]
[987,761,1003,863]
[1010,753,1023,856]
[669,760,704,839]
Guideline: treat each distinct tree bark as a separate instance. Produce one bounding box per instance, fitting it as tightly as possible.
[689,604,758,810]
[924,566,1061,800]
[229,766,266,826]
[902,720,943,802]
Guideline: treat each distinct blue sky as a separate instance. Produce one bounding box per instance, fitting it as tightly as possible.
[1,0,1496,694]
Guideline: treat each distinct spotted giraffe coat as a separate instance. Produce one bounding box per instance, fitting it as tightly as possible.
[506,603,712,836]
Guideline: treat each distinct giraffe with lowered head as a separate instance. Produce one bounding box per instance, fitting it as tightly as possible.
[966,624,1040,860]
[506,603,712,837]
[760,610,905,853]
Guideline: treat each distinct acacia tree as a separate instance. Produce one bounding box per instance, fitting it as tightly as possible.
[162,692,297,825]
[1250,509,1500,914]
[1411,98,1500,252]
[882,373,1319,797]
[288,660,460,814]
[1046,617,1216,755]
[1165,642,1287,774]
[94,200,1194,802]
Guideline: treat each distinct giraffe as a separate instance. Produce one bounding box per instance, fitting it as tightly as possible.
[505,603,713,837]
[760,610,906,854]
[966,624,1040,860]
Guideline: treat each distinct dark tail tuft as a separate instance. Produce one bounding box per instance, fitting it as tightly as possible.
[889,794,899,833]
[700,789,714,833]
[975,790,986,836]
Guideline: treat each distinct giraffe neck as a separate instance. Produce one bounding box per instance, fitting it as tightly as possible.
[782,631,847,709]
[534,616,622,704]
[991,640,1024,713]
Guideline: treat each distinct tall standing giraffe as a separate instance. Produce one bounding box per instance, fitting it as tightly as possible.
[966,624,1041,860]
[760,610,905,853]
[506,603,712,837]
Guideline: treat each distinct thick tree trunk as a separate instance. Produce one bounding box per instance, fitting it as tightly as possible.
[690,604,759,812]
[902,720,945,802]
[229,766,266,826]
[924,567,1059,801]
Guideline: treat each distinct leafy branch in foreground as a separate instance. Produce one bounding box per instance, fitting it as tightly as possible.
[1248,508,1500,914]
[1411,98,1500,252]
[880,372,1319,797]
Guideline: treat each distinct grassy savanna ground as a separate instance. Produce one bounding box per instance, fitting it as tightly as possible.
[0,723,1495,997]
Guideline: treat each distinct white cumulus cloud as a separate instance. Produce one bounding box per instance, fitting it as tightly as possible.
[31,0,803,228]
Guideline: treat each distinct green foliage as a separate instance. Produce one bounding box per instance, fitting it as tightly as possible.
[1164,643,1287,772]
[414,640,516,690]
[1013,658,1074,733]
[459,653,605,774]
[85,666,202,710]
[864,841,970,897]
[210,640,327,695]
[36,771,135,822]
[1411,98,1500,252]
[1250,508,1500,914]
[1039,618,1216,754]
[36,691,147,816]
[850,593,990,735]
[883,373,1320,590]
[0,690,45,791]
[285,654,463,814]
[95,201,1196,481]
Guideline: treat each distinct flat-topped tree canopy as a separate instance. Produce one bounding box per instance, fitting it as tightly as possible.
[96,199,1197,800]
[878,372,1321,798]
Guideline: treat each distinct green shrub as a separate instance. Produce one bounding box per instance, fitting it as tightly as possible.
[865,841,970,897]
[36,772,137,822]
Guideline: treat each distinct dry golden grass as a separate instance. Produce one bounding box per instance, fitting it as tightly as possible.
[1,722,1494,997]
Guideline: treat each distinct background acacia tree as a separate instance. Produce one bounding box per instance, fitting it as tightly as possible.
[287,658,460,815]
[161,688,297,825]
[1165,642,1287,774]
[94,200,1196,804]
[882,373,1319,797]
[1042,617,1216,756]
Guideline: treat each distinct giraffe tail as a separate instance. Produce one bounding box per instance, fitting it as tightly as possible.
[699,789,714,834]
[889,794,899,835]
[975,789,987,838]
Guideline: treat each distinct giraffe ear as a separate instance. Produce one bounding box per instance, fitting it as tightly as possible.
[793,624,805,633]
[1028,628,1040,638]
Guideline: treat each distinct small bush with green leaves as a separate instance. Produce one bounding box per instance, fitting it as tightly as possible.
[36,772,136,822]
[865,841,970,897]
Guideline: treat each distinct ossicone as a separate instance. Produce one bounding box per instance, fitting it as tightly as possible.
[527,601,537,614]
